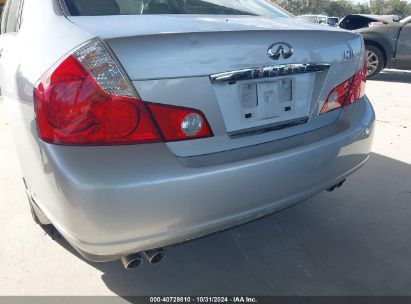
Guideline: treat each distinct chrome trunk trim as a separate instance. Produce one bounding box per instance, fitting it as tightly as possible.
[228,116,310,138]
[210,63,330,84]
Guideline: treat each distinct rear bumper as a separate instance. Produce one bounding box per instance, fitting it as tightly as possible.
[35,97,375,262]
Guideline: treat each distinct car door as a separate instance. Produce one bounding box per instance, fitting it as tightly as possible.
[395,21,411,69]
[0,0,23,93]
[0,0,11,76]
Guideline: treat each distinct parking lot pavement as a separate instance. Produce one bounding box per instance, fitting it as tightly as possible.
[0,69,410,297]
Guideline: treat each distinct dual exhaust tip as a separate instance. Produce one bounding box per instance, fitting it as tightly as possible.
[121,248,165,269]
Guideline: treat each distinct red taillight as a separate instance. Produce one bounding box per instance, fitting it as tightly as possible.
[34,55,161,145]
[320,63,367,115]
[320,78,352,115]
[147,103,213,142]
[33,39,213,145]
[346,62,367,105]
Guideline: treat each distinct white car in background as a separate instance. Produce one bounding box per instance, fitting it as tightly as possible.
[298,14,329,25]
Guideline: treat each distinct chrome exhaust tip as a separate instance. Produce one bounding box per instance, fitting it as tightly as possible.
[121,253,143,269]
[143,248,166,264]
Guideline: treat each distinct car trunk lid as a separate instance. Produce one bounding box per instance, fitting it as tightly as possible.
[68,15,364,157]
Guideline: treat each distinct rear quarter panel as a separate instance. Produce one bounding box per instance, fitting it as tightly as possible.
[0,0,93,230]
[359,24,402,67]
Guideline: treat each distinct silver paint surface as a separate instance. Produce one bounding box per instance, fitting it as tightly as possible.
[0,0,374,260]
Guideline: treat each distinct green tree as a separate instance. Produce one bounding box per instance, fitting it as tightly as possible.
[370,0,387,14]
[355,3,372,14]
[273,0,411,18]
[325,0,360,16]
[386,0,410,17]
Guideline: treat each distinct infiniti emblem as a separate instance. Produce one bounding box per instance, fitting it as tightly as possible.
[268,42,293,60]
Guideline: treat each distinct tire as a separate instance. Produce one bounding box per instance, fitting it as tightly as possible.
[365,45,385,78]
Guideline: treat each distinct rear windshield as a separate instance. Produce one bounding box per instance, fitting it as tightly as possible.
[63,0,290,18]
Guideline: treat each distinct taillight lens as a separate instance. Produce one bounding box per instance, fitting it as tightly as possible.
[320,78,352,114]
[320,63,367,115]
[147,103,213,142]
[346,63,367,105]
[33,39,212,145]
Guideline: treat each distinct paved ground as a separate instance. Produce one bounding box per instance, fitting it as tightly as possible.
[0,69,410,297]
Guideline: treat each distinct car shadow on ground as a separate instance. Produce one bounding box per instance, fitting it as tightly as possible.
[372,70,411,84]
[41,152,411,298]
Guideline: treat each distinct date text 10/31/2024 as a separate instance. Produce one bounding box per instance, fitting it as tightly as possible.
[149,296,259,303]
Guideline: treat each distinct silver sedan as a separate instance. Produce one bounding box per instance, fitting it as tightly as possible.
[0,0,375,268]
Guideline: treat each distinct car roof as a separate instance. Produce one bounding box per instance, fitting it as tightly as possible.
[400,16,411,23]
[347,14,398,23]
[299,14,327,18]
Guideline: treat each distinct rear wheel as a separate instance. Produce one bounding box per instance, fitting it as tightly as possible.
[365,45,385,78]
